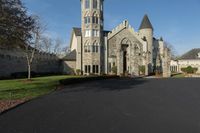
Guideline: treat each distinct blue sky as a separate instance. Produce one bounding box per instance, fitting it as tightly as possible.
[23,0,200,55]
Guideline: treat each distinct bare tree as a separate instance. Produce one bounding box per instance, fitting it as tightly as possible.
[164,41,178,59]
[24,16,43,80]
[62,46,71,54]
[25,30,40,80]
[41,36,53,53]
[52,38,71,57]
[53,38,62,55]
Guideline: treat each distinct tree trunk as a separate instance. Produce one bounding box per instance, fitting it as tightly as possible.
[28,64,31,80]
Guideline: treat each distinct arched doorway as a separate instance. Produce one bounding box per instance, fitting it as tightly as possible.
[117,38,131,75]
[122,44,128,74]
[116,38,143,76]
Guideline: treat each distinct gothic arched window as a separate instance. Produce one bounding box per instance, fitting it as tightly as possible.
[84,16,90,24]
[85,0,90,9]
[92,12,98,24]
[93,0,98,9]
[92,41,99,53]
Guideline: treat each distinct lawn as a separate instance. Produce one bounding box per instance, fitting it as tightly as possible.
[0,75,79,100]
[171,73,185,78]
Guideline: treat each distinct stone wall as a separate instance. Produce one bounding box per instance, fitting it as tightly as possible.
[162,47,171,77]
[108,28,144,76]
[63,61,76,75]
[0,47,62,78]
[171,59,200,74]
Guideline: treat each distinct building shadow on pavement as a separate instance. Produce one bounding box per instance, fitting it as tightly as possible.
[61,78,148,93]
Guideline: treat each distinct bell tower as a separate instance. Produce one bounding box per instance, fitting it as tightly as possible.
[80,0,104,75]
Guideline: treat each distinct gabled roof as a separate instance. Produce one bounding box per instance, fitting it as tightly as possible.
[63,50,77,61]
[139,14,153,30]
[179,48,200,60]
[73,27,82,36]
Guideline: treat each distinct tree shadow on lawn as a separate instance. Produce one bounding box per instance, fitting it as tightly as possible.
[61,78,148,93]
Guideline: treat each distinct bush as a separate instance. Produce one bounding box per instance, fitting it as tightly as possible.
[139,65,145,75]
[111,66,117,75]
[76,69,81,75]
[181,66,198,74]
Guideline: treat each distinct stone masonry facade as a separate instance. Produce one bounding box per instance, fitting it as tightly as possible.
[67,0,172,77]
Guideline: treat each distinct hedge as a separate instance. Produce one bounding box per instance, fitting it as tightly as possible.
[181,66,198,74]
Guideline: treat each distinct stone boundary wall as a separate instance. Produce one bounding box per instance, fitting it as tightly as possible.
[0,47,62,78]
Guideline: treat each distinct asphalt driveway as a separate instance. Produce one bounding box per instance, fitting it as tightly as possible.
[1,78,200,133]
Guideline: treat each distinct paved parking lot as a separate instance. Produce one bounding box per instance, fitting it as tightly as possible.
[1,78,200,133]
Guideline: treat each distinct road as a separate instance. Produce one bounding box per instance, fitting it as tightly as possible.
[1,78,200,133]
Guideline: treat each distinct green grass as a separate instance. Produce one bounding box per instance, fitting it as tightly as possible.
[0,75,79,100]
[172,73,185,78]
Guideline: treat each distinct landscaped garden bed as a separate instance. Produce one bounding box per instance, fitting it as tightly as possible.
[0,100,26,113]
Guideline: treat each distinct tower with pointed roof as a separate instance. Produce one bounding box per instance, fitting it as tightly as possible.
[80,0,104,75]
[139,14,154,74]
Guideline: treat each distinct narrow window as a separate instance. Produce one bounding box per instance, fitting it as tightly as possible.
[88,65,91,73]
[85,0,90,9]
[88,17,90,23]
[88,45,91,52]
[96,65,99,73]
[92,45,95,52]
[84,17,87,24]
[100,3,103,11]
[109,63,111,72]
[96,45,98,53]
[93,0,97,9]
[92,16,95,23]
[93,65,95,73]
[85,30,88,37]
[89,30,91,37]
[92,30,95,37]
[85,30,91,37]
[96,17,98,24]
[97,30,99,37]
[85,65,88,73]
[94,30,96,37]
[84,45,87,52]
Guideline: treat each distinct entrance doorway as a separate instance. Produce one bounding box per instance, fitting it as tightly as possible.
[122,44,128,74]
[123,51,127,73]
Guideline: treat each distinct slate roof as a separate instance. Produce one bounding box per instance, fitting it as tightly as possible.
[103,30,111,37]
[63,50,77,61]
[73,27,82,36]
[179,48,200,60]
[139,14,153,30]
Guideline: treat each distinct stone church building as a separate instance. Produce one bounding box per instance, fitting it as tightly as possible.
[66,0,171,77]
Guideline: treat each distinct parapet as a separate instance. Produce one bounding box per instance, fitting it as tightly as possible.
[108,20,134,39]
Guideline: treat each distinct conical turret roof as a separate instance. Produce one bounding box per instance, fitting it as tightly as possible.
[139,14,153,30]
